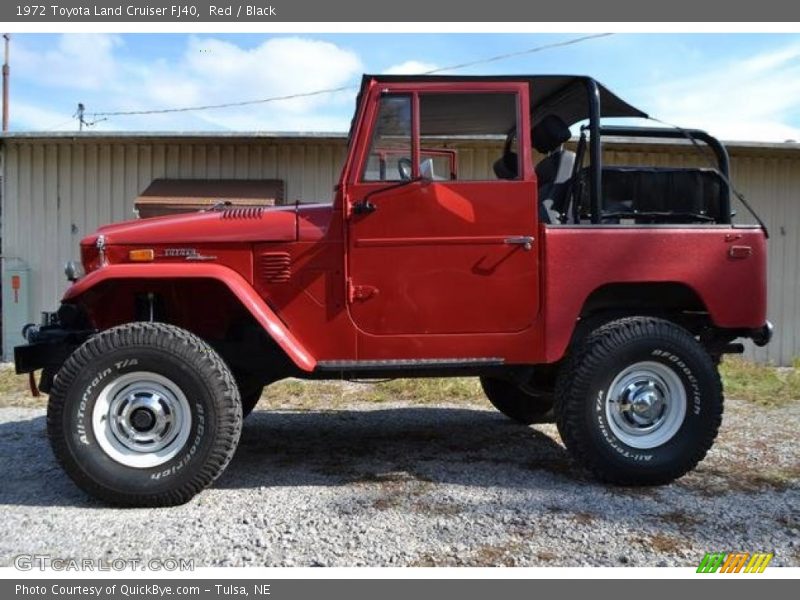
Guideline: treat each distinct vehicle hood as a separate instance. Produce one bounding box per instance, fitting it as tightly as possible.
[85,204,332,246]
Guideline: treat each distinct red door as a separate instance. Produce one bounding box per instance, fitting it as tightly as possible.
[345,84,540,336]
[347,179,540,335]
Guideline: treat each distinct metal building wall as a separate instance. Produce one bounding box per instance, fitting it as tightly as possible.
[0,137,349,358]
[2,136,798,364]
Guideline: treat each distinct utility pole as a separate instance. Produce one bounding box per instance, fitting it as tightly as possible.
[75,103,85,131]
[2,34,10,132]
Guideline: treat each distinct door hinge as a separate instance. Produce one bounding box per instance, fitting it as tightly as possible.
[348,278,379,302]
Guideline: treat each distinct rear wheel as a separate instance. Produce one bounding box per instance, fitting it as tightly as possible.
[555,316,722,485]
[480,376,554,424]
[47,322,242,506]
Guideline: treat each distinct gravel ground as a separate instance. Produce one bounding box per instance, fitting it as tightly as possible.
[0,395,798,567]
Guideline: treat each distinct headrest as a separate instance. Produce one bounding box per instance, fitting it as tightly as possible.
[533,115,571,154]
[492,152,518,180]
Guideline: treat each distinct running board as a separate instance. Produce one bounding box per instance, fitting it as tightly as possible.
[315,357,505,372]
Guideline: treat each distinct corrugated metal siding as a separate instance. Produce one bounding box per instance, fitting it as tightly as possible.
[0,139,349,361]
[2,137,798,365]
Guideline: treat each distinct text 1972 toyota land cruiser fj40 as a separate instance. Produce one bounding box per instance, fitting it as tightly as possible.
[15,75,772,506]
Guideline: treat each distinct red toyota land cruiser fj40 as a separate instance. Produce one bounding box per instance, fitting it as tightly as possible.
[15,75,772,506]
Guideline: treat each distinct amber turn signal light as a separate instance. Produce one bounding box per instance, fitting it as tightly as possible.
[128,249,155,262]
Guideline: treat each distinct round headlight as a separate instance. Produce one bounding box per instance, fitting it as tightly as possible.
[64,260,84,282]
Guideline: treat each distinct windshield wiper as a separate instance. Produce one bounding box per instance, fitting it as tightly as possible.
[206,200,232,212]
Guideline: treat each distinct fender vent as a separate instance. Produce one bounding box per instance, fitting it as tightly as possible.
[258,252,291,283]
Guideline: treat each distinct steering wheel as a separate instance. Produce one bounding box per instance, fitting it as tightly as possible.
[397,157,413,180]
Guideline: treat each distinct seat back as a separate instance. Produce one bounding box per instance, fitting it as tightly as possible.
[536,150,576,223]
[493,152,519,180]
[532,115,573,223]
[492,114,576,223]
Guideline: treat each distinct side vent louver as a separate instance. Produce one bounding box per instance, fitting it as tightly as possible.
[258,252,291,283]
[221,207,264,219]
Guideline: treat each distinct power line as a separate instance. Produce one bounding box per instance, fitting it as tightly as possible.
[423,32,613,74]
[38,116,77,131]
[90,84,355,118]
[87,33,613,120]
[74,102,106,130]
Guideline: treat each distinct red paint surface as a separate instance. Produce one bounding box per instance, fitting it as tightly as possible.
[540,226,768,362]
[89,205,298,244]
[64,263,316,372]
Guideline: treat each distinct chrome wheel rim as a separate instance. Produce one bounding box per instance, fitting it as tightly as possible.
[605,361,686,449]
[92,371,192,468]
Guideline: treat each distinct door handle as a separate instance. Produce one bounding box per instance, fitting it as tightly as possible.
[353,200,377,215]
[504,236,534,251]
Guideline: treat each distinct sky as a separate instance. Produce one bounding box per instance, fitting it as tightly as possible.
[7,33,800,142]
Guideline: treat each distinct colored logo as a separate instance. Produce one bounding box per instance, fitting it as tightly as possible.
[697,552,773,573]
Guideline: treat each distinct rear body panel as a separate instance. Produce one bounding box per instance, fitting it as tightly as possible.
[540,226,768,362]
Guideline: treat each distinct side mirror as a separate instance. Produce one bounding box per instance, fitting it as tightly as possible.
[420,158,435,182]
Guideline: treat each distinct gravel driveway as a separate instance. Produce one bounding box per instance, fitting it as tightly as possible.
[1,394,798,567]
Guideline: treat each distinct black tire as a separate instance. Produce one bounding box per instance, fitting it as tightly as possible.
[234,372,264,418]
[47,322,243,506]
[480,376,554,424]
[555,316,722,486]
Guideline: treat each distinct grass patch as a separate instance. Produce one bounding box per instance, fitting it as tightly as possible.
[719,356,800,407]
[0,365,45,408]
[356,377,483,404]
[258,377,484,410]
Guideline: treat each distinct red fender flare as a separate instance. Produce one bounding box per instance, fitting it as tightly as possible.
[63,263,316,372]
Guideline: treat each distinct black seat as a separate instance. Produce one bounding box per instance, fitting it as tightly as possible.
[492,115,575,223]
[532,115,574,223]
[493,151,519,180]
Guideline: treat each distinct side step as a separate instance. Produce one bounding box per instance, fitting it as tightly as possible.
[315,357,504,372]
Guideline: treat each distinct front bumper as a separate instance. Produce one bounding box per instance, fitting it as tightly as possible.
[13,310,93,392]
[14,340,76,374]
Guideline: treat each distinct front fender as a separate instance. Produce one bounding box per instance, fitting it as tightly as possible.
[63,263,316,372]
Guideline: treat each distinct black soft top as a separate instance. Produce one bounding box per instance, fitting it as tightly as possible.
[349,74,648,140]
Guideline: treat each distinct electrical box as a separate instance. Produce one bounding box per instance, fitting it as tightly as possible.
[2,258,31,362]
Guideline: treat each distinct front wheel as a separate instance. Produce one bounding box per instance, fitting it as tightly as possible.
[47,323,243,506]
[555,317,723,485]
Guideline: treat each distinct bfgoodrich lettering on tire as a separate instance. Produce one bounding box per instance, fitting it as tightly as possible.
[555,316,723,485]
[47,322,243,506]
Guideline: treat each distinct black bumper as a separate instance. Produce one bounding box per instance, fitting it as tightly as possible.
[749,321,774,347]
[14,340,77,375]
[13,313,93,376]
[14,325,92,394]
